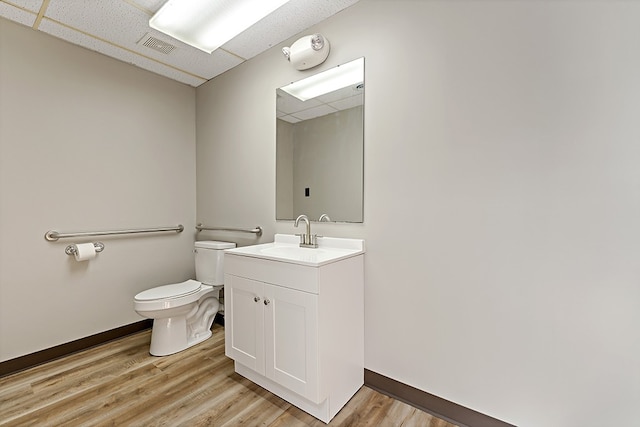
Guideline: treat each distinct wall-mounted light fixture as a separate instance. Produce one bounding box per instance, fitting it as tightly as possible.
[282,34,330,70]
[150,0,291,54]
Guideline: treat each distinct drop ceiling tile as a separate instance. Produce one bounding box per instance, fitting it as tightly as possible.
[293,104,337,120]
[167,44,246,81]
[42,0,243,82]
[38,18,206,86]
[125,0,164,15]
[44,1,152,44]
[0,2,36,26]
[329,93,363,111]
[277,91,322,115]
[279,115,302,124]
[223,0,360,59]
[4,0,43,13]
[316,85,363,104]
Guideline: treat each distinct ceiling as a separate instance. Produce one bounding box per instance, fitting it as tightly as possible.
[0,0,360,87]
[277,84,363,123]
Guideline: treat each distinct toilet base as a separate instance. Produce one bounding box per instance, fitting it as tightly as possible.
[150,317,185,356]
[149,318,215,356]
[147,296,220,356]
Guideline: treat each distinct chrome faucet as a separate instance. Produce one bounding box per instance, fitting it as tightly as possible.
[294,214,318,248]
[318,213,331,222]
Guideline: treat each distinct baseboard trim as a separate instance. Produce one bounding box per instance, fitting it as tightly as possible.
[0,319,153,378]
[364,369,515,427]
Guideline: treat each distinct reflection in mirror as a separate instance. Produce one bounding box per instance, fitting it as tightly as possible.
[276,57,364,223]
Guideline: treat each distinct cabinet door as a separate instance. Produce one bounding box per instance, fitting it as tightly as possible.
[264,284,320,403]
[224,275,265,375]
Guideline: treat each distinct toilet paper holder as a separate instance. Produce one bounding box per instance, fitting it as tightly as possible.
[65,242,105,256]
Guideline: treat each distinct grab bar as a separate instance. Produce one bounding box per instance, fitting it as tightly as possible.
[196,223,263,237]
[45,225,184,241]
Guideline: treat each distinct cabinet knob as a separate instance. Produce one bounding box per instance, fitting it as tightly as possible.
[264,299,271,305]
[254,296,261,302]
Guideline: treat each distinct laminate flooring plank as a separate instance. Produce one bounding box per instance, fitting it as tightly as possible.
[379,399,444,427]
[50,362,181,426]
[140,374,245,427]
[2,363,164,426]
[109,361,237,426]
[341,386,396,426]
[29,340,151,392]
[333,386,381,426]
[0,331,150,389]
[216,376,292,427]
[267,404,328,427]
[159,373,279,426]
[0,341,154,422]
[93,338,232,425]
[0,333,153,426]
[107,333,235,426]
[0,384,33,416]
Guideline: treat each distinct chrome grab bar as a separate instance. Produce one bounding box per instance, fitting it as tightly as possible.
[196,223,263,237]
[44,225,184,241]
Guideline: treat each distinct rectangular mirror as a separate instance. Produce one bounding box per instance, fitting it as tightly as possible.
[276,57,364,223]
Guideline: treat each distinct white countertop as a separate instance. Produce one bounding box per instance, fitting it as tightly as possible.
[225,234,365,267]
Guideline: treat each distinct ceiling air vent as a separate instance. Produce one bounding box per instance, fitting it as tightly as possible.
[137,33,176,55]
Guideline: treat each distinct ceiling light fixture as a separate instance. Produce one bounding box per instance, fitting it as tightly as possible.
[149,0,292,54]
[280,57,364,101]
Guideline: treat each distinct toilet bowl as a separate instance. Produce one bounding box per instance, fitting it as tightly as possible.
[134,241,236,356]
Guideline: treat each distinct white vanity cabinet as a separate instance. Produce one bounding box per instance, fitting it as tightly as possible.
[224,275,321,401]
[224,235,364,424]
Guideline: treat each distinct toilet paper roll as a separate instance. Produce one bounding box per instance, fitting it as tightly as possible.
[74,243,96,261]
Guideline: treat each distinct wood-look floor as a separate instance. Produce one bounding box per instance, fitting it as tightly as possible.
[0,325,458,427]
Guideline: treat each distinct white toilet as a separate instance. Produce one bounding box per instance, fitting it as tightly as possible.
[134,240,236,356]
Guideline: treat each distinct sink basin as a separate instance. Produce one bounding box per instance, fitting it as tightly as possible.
[225,234,365,267]
[260,246,329,258]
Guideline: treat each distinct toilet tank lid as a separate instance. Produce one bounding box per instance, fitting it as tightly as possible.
[195,240,236,250]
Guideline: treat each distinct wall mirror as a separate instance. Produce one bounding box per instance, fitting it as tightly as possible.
[276,57,364,223]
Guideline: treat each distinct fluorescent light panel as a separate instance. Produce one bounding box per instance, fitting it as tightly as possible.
[281,57,364,101]
[150,0,291,54]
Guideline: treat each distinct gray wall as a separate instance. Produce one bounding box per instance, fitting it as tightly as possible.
[196,1,640,426]
[278,105,363,221]
[0,18,197,361]
[276,119,294,219]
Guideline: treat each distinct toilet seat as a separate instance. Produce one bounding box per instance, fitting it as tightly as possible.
[134,280,216,313]
[135,279,201,302]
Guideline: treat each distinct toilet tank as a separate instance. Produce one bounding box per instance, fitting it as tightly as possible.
[194,241,236,285]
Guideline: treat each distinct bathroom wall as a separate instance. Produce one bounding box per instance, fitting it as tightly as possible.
[276,119,294,219]
[283,106,363,221]
[0,18,197,361]
[196,1,640,426]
